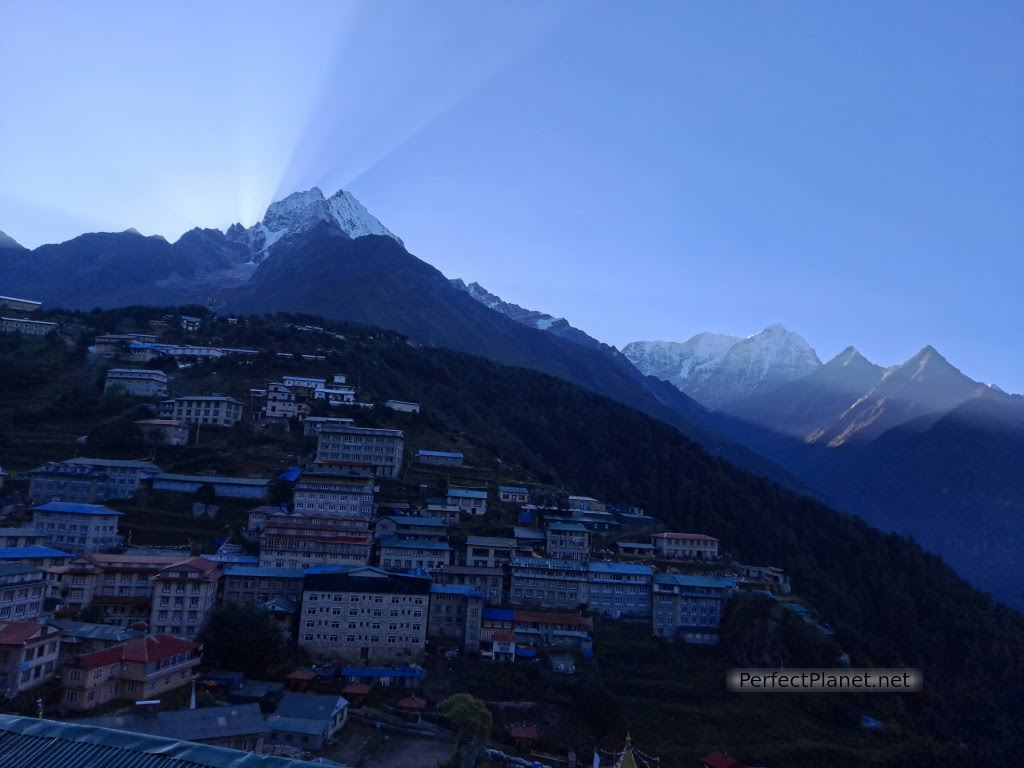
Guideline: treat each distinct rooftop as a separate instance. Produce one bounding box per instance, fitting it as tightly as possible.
[154,473,270,486]
[654,573,736,590]
[78,704,268,742]
[447,488,487,500]
[73,635,199,668]
[417,450,463,459]
[652,532,719,542]
[32,502,123,517]
[466,535,516,548]
[378,537,451,551]
[0,546,72,560]
[499,486,529,494]
[0,714,325,768]
[275,692,347,721]
[382,515,447,528]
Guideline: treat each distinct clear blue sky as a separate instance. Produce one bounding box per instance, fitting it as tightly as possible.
[2,1,1022,390]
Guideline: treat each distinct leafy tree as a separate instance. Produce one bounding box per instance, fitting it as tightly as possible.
[439,693,493,741]
[197,603,288,677]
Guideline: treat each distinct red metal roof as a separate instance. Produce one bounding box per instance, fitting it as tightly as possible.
[398,696,427,710]
[492,632,517,642]
[0,622,48,646]
[342,683,372,695]
[509,725,538,741]
[75,634,198,668]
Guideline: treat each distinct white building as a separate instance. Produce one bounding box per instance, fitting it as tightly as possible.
[650,532,720,560]
[159,395,243,427]
[264,382,310,421]
[652,573,736,644]
[148,557,222,640]
[314,384,357,405]
[299,567,430,663]
[446,487,487,515]
[315,426,405,479]
[104,369,169,398]
[31,502,123,555]
[1,316,57,335]
[292,469,375,519]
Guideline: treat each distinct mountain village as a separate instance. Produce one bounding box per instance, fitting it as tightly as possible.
[0,295,818,768]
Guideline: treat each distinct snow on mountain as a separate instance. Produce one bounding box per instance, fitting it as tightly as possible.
[623,325,821,409]
[226,187,402,260]
[451,279,565,331]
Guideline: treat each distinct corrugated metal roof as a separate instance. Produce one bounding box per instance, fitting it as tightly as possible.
[32,502,123,516]
[0,714,330,767]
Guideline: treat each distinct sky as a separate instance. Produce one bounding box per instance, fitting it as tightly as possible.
[1,1,1022,391]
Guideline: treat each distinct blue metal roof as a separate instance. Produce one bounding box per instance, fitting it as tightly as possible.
[587,561,654,576]
[340,666,424,679]
[482,607,515,621]
[654,573,735,589]
[0,546,72,560]
[418,450,463,459]
[383,516,447,528]
[32,501,122,516]
[515,647,537,658]
[277,467,302,483]
[447,488,487,499]
[223,566,306,579]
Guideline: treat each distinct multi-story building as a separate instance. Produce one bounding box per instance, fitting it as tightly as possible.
[446,487,487,515]
[434,565,505,606]
[567,496,605,513]
[80,553,181,627]
[0,316,57,335]
[264,382,310,421]
[292,469,374,519]
[29,458,162,504]
[544,522,591,561]
[104,369,169,398]
[280,376,325,396]
[586,561,654,620]
[509,558,588,610]
[0,528,47,548]
[148,557,222,639]
[61,635,201,711]
[512,527,545,556]
[377,539,451,573]
[428,584,483,653]
[220,566,304,608]
[373,516,448,543]
[315,426,405,479]
[0,564,45,623]
[651,574,736,644]
[416,450,462,467]
[422,500,461,525]
[512,610,594,652]
[259,513,373,570]
[31,502,123,555]
[314,383,357,405]
[0,621,62,696]
[158,395,243,427]
[0,296,42,313]
[651,532,720,561]
[302,416,355,437]
[465,536,515,569]
[299,567,430,663]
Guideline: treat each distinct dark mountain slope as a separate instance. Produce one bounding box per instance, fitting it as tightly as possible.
[220,225,796,487]
[10,306,1023,761]
[720,346,885,439]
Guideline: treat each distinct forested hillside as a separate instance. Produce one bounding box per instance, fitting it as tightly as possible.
[1,307,1022,763]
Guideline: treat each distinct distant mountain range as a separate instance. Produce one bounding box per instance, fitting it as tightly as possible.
[3,187,1021,608]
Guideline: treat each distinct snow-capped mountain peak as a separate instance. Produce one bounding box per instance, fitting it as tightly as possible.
[228,187,402,260]
[623,325,821,409]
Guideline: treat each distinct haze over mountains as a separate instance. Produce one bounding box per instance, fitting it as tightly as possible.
[2,186,1022,608]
